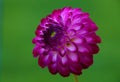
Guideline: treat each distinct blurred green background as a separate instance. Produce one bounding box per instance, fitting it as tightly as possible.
[0,0,3,79]
[1,0,120,82]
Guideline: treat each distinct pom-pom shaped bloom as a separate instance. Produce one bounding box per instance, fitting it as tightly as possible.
[32,7,101,77]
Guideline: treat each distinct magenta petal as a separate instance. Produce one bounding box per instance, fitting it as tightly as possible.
[69,62,82,75]
[78,44,91,54]
[58,65,70,77]
[35,25,44,36]
[95,36,101,43]
[80,54,93,68]
[90,44,99,54]
[58,55,68,66]
[33,46,44,57]
[72,13,89,22]
[57,56,70,76]
[60,48,66,56]
[67,52,79,63]
[49,51,58,63]
[66,42,76,51]
[85,33,101,43]
[40,18,48,27]
[65,18,71,28]
[38,54,50,68]
[57,15,63,24]
[48,63,57,74]
[72,8,82,15]
[61,7,72,23]
[72,37,85,44]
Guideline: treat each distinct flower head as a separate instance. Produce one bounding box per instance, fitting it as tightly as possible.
[32,7,101,77]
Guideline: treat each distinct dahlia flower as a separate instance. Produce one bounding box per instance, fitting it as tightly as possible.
[32,7,101,77]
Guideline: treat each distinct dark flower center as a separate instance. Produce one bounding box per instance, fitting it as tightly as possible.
[43,25,63,47]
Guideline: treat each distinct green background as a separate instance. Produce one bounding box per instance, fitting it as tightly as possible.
[1,0,120,82]
[0,0,3,79]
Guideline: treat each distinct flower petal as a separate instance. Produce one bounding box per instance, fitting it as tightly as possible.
[68,52,79,63]
[72,37,85,44]
[38,54,50,68]
[69,62,82,75]
[58,65,69,77]
[66,42,76,51]
[48,63,57,74]
[33,46,45,57]
[78,44,91,54]
[85,34,101,43]
[80,54,93,68]
[89,44,99,54]
[49,51,58,63]
[59,55,68,66]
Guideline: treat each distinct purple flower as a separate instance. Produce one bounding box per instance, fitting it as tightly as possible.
[32,7,101,77]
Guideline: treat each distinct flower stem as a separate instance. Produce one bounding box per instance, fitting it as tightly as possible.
[73,74,78,82]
